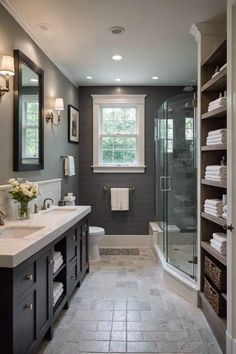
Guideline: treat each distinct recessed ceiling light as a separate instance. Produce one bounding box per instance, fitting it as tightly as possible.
[86,76,93,79]
[112,54,123,61]
[38,23,50,31]
[30,78,38,82]
[115,78,122,82]
[108,26,125,35]
[152,76,159,80]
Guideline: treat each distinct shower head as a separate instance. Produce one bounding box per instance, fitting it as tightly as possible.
[183,86,194,92]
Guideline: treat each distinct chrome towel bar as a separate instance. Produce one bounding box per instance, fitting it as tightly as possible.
[103,186,135,192]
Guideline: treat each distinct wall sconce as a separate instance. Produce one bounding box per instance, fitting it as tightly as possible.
[0,55,15,96]
[46,97,64,126]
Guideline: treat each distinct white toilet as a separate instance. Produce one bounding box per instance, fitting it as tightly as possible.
[89,226,105,261]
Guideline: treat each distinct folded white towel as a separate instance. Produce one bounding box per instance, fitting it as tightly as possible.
[53,288,64,306]
[205,166,227,172]
[208,129,227,136]
[53,257,63,274]
[207,136,226,142]
[53,251,62,262]
[64,156,75,177]
[205,174,226,179]
[53,282,63,298]
[223,205,227,213]
[213,232,227,242]
[204,204,223,212]
[204,198,223,206]
[209,97,227,105]
[211,238,227,247]
[210,241,227,256]
[111,188,129,211]
[204,209,223,218]
[208,104,226,112]
[206,141,226,146]
[222,212,227,219]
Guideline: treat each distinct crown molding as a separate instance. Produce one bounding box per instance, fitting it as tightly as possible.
[190,22,226,42]
[0,0,78,87]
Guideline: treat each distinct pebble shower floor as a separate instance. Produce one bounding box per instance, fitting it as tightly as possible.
[38,248,222,354]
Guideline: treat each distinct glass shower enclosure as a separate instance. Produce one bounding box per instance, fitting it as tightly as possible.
[155,91,197,279]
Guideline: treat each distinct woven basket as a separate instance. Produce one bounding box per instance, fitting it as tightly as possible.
[204,277,226,317]
[204,255,226,291]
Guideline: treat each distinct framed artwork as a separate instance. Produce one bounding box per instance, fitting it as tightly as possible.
[68,105,79,143]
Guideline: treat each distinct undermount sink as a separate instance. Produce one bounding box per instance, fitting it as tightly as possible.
[0,226,44,239]
[42,207,77,215]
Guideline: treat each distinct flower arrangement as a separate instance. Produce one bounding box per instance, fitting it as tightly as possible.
[8,178,39,219]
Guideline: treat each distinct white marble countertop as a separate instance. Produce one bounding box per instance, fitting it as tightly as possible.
[0,205,91,268]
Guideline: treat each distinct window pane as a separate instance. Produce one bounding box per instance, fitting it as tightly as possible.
[167,129,173,139]
[102,137,114,149]
[25,101,39,125]
[185,117,193,140]
[102,150,113,164]
[124,150,136,163]
[167,140,173,153]
[114,137,125,149]
[102,108,114,134]
[124,108,136,133]
[125,137,136,149]
[24,128,39,157]
[114,108,125,133]
[114,150,125,163]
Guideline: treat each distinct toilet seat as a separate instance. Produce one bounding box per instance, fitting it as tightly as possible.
[89,226,105,236]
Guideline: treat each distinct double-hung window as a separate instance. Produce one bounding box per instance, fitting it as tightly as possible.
[92,95,146,173]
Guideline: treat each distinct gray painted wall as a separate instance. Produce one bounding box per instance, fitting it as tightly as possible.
[78,86,183,235]
[0,4,79,197]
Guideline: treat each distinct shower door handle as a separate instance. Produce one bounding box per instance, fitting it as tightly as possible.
[160,176,172,192]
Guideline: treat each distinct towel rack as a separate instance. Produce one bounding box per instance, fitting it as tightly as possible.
[60,155,78,159]
[103,186,135,192]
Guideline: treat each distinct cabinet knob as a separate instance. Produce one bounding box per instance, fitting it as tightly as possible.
[71,275,76,280]
[25,274,33,280]
[25,304,33,310]
[49,259,54,265]
[72,235,76,241]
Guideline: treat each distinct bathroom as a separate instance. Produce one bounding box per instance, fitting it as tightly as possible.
[0,1,236,354]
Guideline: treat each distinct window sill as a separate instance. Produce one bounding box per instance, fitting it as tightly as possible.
[91,165,146,173]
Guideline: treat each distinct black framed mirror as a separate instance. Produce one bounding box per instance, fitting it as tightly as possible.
[13,50,44,171]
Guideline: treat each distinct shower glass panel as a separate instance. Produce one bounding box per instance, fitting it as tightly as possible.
[155,92,197,279]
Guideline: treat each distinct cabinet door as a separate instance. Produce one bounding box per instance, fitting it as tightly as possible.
[67,226,77,263]
[80,222,89,275]
[36,249,51,339]
[18,290,36,354]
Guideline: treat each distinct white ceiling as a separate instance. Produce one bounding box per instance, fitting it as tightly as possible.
[2,0,226,86]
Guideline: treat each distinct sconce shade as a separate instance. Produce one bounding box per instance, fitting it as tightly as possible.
[0,55,15,76]
[55,98,64,111]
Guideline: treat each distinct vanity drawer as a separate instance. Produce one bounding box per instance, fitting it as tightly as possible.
[18,262,35,297]
[68,262,77,294]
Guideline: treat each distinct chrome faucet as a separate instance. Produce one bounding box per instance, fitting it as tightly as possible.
[42,198,54,210]
[0,210,6,226]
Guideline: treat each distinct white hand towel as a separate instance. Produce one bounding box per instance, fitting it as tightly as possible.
[53,288,64,306]
[204,209,223,218]
[222,212,227,219]
[213,232,227,243]
[64,156,75,176]
[209,97,227,105]
[53,282,63,296]
[210,239,227,250]
[205,166,227,172]
[53,251,62,262]
[204,204,223,212]
[208,129,227,136]
[210,242,227,256]
[204,199,223,206]
[223,205,227,213]
[111,188,129,211]
[53,257,63,274]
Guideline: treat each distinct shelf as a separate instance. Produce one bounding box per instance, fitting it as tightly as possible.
[53,263,66,279]
[201,212,226,227]
[201,67,226,92]
[202,106,226,120]
[201,179,227,188]
[201,144,227,151]
[201,241,227,266]
[199,292,226,352]
[201,40,227,67]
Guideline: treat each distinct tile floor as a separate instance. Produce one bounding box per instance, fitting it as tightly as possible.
[37,248,222,354]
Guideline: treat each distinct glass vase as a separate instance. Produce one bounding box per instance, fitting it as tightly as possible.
[18,203,30,220]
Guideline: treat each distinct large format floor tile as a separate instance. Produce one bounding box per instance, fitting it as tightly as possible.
[37,249,222,354]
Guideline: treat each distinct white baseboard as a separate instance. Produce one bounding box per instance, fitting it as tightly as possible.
[99,234,151,248]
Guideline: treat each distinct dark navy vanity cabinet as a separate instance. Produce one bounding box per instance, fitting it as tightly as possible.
[0,216,89,354]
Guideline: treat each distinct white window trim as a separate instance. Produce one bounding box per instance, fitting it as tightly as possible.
[91,94,146,173]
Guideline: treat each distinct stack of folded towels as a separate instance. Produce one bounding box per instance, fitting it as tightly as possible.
[208,96,226,112]
[206,129,227,145]
[53,251,63,274]
[204,199,223,217]
[222,204,227,220]
[53,282,64,306]
[205,165,227,182]
[210,232,227,256]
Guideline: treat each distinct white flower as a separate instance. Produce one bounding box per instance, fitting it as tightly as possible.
[8,178,16,184]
